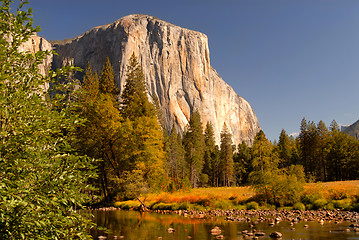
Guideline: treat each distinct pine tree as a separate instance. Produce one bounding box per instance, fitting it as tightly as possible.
[317,120,329,181]
[203,122,216,186]
[183,110,205,188]
[234,141,252,185]
[117,53,165,193]
[251,130,278,173]
[83,62,99,98]
[121,53,155,120]
[165,125,186,189]
[278,129,291,168]
[220,123,234,186]
[99,57,117,96]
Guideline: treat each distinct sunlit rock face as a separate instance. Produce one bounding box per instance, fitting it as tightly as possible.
[52,14,260,146]
[19,34,53,76]
[18,34,53,91]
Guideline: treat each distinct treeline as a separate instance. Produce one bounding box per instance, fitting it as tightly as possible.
[74,53,359,205]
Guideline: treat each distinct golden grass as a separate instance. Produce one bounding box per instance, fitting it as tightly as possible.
[304,180,359,200]
[144,186,255,204]
[142,181,359,205]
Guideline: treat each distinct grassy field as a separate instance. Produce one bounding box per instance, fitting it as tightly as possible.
[115,180,359,211]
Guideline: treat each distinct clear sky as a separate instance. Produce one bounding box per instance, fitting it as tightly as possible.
[25,0,359,141]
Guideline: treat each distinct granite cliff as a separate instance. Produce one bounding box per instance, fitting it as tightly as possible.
[19,34,53,76]
[18,34,53,92]
[52,14,260,145]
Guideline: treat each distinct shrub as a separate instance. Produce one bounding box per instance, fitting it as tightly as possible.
[233,205,247,210]
[306,204,314,210]
[313,198,328,210]
[114,201,140,210]
[293,202,305,210]
[246,201,259,210]
[333,198,352,210]
[260,204,276,210]
[177,202,190,210]
[301,193,322,205]
[191,204,206,211]
[212,200,233,210]
[250,167,304,206]
[326,202,335,211]
[152,203,174,210]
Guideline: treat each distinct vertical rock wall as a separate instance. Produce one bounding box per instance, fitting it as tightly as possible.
[53,14,260,146]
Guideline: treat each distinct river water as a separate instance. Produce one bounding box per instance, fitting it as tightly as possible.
[91,210,359,240]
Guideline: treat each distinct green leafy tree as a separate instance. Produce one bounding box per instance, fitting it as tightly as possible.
[183,110,205,188]
[220,123,234,186]
[251,167,305,206]
[0,1,96,238]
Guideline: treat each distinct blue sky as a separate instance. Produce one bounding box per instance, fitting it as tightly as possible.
[25,0,359,141]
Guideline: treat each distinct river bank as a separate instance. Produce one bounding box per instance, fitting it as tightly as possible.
[95,207,359,225]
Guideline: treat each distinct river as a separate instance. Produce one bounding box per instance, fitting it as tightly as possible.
[91,210,359,240]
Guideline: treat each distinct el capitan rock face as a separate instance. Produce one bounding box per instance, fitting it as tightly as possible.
[19,34,53,91]
[52,14,260,145]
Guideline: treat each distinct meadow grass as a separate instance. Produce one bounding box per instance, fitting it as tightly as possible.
[115,181,359,211]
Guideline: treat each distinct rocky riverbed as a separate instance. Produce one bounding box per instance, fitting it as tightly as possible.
[162,209,359,223]
[97,207,359,223]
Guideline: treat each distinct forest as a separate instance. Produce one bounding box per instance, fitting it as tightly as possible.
[73,53,359,204]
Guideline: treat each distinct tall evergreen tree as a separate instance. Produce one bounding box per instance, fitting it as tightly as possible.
[251,130,277,173]
[83,62,99,98]
[118,53,165,193]
[234,141,252,185]
[99,57,117,96]
[183,110,205,188]
[317,120,329,181]
[278,129,292,168]
[326,121,359,181]
[165,125,186,190]
[220,123,234,186]
[203,122,216,186]
[121,53,155,120]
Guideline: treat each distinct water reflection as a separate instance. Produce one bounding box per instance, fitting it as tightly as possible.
[91,210,359,240]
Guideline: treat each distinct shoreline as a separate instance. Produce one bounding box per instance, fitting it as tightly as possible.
[93,207,359,223]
